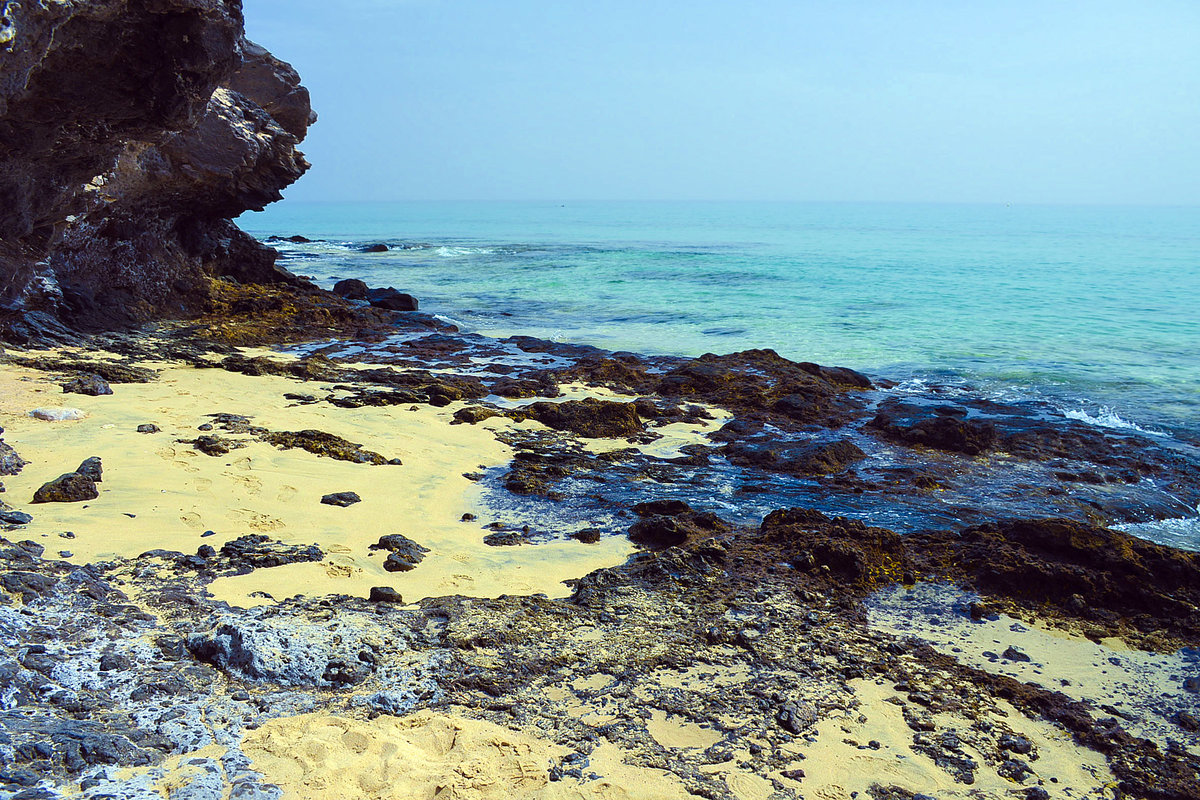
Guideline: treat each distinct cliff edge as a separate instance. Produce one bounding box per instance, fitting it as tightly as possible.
[0,0,314,341]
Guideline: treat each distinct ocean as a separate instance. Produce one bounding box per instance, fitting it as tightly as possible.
[240,201,1200,440]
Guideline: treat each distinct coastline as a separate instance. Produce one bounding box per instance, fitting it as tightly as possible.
[2,285,1198,799]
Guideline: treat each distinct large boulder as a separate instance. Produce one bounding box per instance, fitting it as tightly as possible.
[0,2,314,338]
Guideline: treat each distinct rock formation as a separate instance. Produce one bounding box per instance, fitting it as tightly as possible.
[0,0,314,340]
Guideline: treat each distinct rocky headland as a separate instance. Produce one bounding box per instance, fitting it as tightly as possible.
[1,4,1199,800]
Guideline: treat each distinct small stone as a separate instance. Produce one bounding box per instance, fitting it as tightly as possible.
[461,513,477,522]
[202,530,216,538]
[32,472,98,504]
[137,424,160,434]
[571,528,602,544]
[58,550,72,558]
[76,456,103,483]
[321,492,361,507]
[1002,646,1032,662]
[197,423,214,431]
[999,733,1034,755]
[368,586,404,603]
[781,768,805,780]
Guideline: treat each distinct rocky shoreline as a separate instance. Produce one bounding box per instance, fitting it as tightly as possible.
[2,2,1198,797]
[1,292,1198,799]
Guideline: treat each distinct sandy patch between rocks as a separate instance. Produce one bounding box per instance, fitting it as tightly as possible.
[0,358,632,604]
[242,710,691,800]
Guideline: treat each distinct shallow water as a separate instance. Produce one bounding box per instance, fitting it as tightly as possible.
[241,201,1200,545]
[241,201,1200,437]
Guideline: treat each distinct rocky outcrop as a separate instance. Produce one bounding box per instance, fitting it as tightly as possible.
[0,0,314,340]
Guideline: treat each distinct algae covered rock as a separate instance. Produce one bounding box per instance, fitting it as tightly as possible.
[32,472,98,504]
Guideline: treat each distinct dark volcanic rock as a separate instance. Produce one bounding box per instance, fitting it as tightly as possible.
[136,424,160,434]
[916,518,1200,642]
[368,586,404,603]
[511,398,644,438]
[367,287,418,311]
[332,279,370,300]
[761,507,909,589]
[360,243,390,253]
[31,473,98,504]
[0,440,26,475]
[0,1,314,339]
[321,491,362,507]
[75,457,103,483]
[370,534,430,572]
[723,438,867,476]
[61,374,113,396]
[260,429,396,465]
[868,399,996,455]
[629,510,729,550]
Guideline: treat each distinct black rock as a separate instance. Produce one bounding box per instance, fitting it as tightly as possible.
[367,287,419,312]
[332,278,370,300]
[632,499,692,517]
[1002,646,1032,663]
[75,457,102,483]
[321,491,361,507]
[360,243,390,253]
[368,586,404,603]
[61,374,113,396]
[0,509,33,526]
[136,424,160,434]
[999,733,1034,754]
[572,528,603,544]
[371,534,430,572]
[0,441,27,475]
[31,473,98,503]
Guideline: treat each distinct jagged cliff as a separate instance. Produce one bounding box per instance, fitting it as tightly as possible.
[0,0,313,340]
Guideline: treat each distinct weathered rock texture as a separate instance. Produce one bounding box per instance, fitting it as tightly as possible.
[0,0,314,339]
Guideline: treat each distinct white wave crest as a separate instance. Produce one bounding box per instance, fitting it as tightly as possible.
[434,246,494,258]
[1060,406,1163,436]
[1115,511,1200,552]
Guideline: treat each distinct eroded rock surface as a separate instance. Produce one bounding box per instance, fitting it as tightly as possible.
[0,0,314,340]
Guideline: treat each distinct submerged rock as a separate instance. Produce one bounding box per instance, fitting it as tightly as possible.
[367,287,418,311]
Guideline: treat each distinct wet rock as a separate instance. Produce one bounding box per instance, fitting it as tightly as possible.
[360,243,390,253]
[320,491,361,507]
[868,399,996,455]
[332,278,370,300]
[367,287,418,311]
[571,528,603,544]
[632,499,693,517]
[61,374,112,396]
[31,473,98,504]
[371,534,429,572]
[723,438,866,476]
[510,398,643,438]
[368,587,404,604]
[75,457,102,483]
[136,423,160,434]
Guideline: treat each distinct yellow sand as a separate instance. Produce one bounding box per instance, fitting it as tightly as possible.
[0,359,632,604]
[793,679,1115,799]
[242,710,691,800]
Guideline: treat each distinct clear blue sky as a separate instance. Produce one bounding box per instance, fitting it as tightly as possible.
[242,1,1200,204]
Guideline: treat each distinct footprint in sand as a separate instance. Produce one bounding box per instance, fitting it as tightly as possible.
[179,511,203,529]
[324,563,357,579]
[224,473,262,496]
[276,484,298,503]
[191,477,213,493]
[233,509,284,532]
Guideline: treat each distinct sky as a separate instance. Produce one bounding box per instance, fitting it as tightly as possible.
[242,1,1200,205]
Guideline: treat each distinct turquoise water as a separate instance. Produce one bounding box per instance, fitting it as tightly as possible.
[239,201,1200,435]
